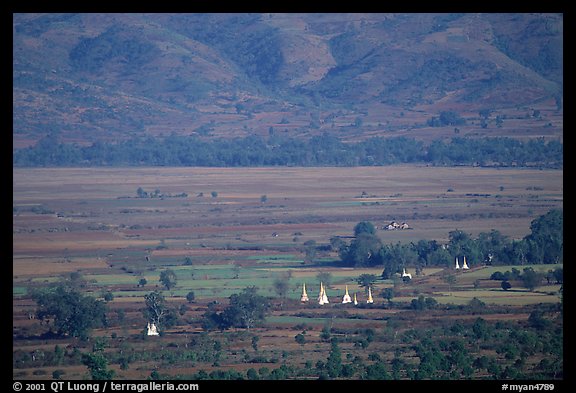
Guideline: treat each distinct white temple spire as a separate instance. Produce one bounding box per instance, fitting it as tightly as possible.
[462,256,469,270]
[322,283,329,304]
[342,285,352,303]
[455,256,460,270]
[301,282,309,302]
[367,287,374,304]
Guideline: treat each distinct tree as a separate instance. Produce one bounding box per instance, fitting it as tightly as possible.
[143,290,177,331]
[382,287,395,304]
[443,273,457,295]
[303,240,317,264]
[159,269,177,290]
[251,335,260,351]
[186,291,196,303]
[82,352,115,380]
[357,274,378,295]
[380,242,416,278]
[525,209,563,263]
[522,267,543,291]
[316,272,333,289]
[365,360,391,380]
[136,187,147,198]
[326,340,343,378]
[204,287,270,331]
[344,232,383,267]
[501,281,512,291]
[272,276,290,299]
[32,285,107,339]
[354,221,376,236]
[552,267,563,284]
[295,333,306,345]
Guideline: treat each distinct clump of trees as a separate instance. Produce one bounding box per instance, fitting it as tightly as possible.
[490,266,562,291]
[31,285,107,339]
[338,209,562,272]
[202,287,270,330]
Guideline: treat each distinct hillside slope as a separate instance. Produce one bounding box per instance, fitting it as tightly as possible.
[13,13,563,148]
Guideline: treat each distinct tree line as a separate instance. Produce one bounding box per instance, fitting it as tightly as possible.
[13,133,562,168]
[337,209,563,276]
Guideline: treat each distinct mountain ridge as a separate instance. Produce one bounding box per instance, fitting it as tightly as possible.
[13,13,563,149]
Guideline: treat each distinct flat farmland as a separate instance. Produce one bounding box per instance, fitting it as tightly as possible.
[13,166,563,380]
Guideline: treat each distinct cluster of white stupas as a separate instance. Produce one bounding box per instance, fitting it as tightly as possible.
[146,322,159,336]
[300,282,374,305]
[454,256,470,270]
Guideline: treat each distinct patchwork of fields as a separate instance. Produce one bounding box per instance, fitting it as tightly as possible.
[13,166,563,380]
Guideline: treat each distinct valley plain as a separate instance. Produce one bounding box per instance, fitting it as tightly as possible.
[13,166,563,380]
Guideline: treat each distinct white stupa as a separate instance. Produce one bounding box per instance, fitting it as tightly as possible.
[455,256,460,270]
[342,285,352,304]
[318,282,329,305]
[402,268,412,280]
[367,287,374,304]
[300,283,309,302]
[147,322,159,336]
[353,292,358,305]
[462,256,469,270]
[322,284,329,304]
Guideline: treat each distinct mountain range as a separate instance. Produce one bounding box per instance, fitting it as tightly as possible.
[13,13,563,149]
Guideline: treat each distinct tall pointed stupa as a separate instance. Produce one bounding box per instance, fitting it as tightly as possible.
[353,292,358,305]
[367,287,374,304]
[455,256,460,270]
[301,282,309,302]
[342,285,352,304]
[322,283,329,304]
[318,282,325,305]
[462,256,469,270]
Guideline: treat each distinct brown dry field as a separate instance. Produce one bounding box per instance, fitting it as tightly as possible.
[13,166,563,380]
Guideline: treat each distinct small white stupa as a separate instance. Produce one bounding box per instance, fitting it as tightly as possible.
[342,285,352,304]
[367,287,374,304]
[402,268,412,280]
[300,283,309,302]
[455,256,460,270]
[462,256,469,270]
[147,322,159,336]
[353,292,358,305]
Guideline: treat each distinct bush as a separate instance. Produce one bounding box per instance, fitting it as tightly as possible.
[295,333,306,345]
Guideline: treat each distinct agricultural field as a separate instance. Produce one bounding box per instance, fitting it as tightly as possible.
[13,166,563,380]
